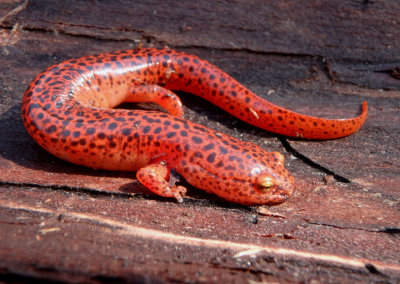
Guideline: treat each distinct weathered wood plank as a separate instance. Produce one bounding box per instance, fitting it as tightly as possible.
[0,0,399,283]
[5,0,400,62]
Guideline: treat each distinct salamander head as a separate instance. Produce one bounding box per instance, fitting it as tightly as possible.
[179,146,295,205]
[235,151,295,205]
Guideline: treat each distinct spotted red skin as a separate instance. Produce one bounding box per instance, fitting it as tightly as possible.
[21,48,367,205]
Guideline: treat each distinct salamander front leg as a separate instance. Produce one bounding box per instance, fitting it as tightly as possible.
[125,84,184,117]
[136,162,187,202]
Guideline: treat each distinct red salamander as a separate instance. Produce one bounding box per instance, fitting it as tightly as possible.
[21,48,367,205]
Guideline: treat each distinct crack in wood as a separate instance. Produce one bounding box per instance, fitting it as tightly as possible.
[278,136,351,183]
[0,180,133,199]
[0,21,328,62]
[379,227,400,235]
[303,218,389,234]
[0,18,341,61]
[0,17,160,44]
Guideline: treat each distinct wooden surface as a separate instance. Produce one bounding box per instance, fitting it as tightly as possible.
[0,0,399,283]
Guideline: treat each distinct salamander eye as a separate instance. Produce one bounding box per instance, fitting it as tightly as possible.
[256,175,275,192]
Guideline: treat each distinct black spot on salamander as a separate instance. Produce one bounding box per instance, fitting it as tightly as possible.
[203,143,215,151]
[194,151,203,158]
[28,103,41,113]
[166,132,176,138]
[97,132,106,139]
[48,81,63,86]
[121,128,131,136]
[143,126,151,134]
[192,136,203,144]
[193,125,209,133]
[207,153,216,163]
[45,125,57,134]
[231,144,240,150]
[216,161,224,167]
[43,104,51,111]
[62,130,71,137]
[86,128,95,135]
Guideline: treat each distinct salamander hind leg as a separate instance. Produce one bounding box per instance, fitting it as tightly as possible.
[126,84,184,117]
[136,162,187,202]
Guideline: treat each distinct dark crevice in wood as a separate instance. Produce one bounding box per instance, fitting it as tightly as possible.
[0,24,159,44]
[278,137,351,183]
[378,227,400,235]
[365,263,384,275]
[304,219,400,236]
[0,272,67,284]
[304,219,380,233]
[0,180,130,199]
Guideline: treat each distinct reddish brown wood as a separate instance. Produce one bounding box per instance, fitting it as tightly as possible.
[0,0,399,283]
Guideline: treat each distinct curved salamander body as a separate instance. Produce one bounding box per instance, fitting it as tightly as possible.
[21,48,367,205]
